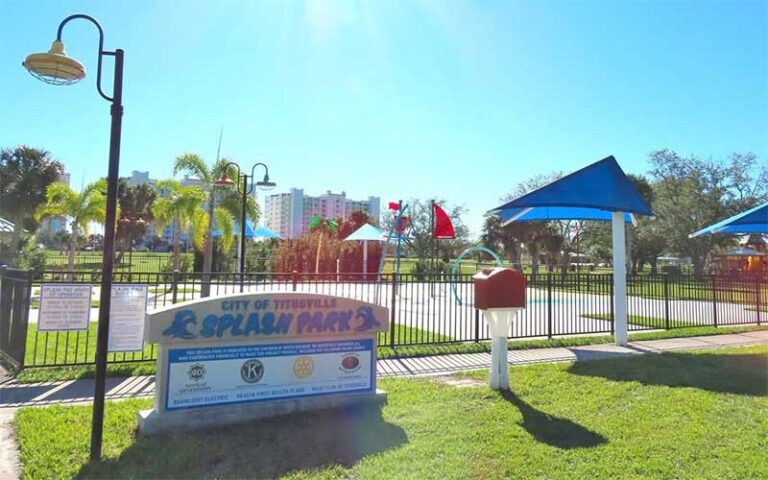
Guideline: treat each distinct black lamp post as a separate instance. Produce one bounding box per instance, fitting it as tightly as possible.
[214,162,275,291]
[23,14,124,461]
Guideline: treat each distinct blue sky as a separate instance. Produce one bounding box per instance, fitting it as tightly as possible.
[2,0,766,237]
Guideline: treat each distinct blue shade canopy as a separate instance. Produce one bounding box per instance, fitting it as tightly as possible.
[212,220,284,239]
[689,202,768,237]
[489,156,654,222]
[344,223,385,241]
[498,206,633,224]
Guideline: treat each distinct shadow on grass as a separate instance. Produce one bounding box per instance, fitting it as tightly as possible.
[568,351,768,396]
[76,405,408,479]
[500,391,607,450]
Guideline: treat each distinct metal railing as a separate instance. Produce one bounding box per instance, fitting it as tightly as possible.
[7,270,765,369]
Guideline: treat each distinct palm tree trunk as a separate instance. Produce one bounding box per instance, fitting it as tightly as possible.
[173,218,181,271]
[315,233,323,274]
[68,223,77,272]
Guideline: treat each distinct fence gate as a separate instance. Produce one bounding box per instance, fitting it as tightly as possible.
[0,267,32,372]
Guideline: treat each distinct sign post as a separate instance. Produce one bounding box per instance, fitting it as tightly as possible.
[138,292,389,435]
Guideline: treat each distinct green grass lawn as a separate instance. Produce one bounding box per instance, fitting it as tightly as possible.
[15,345,768,479]
[42,250,192,274]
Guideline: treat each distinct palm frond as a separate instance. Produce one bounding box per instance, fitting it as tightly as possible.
[173,154,211,184]
[213,207,235,253]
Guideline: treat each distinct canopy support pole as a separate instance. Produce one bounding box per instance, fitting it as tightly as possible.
[363,240,368,276]
[612,211,628,345]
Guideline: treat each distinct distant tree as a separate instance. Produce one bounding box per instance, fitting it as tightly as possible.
[0,146,64,259]
[116,180,156,261]
[35,180,107,272]
[151,180,210,271]
[648,149,768,277]
[490,172,562,279]
[309,215,339,274]
[336,211,373,240]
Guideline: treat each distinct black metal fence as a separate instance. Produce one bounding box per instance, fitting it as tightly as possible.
[0,267,33,371]
[4,270,765,369]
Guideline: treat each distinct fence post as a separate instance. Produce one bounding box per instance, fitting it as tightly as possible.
[0,266,8,356]
[292,270,298,292]
[15,270,33,370]
[755,274,762,326]
[711,275,718,328]
[171,270,180,304]
[546,272,553,340]
[389,273,397,349]
[474,308,480,343]
[609,273,615,336]
[663,273,670,330]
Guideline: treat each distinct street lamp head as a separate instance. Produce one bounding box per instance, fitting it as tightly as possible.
[214,171,236,188]
[255,173,276,191]
[23,40,86,86]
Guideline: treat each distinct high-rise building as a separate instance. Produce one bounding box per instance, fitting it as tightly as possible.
[264,189,380,239]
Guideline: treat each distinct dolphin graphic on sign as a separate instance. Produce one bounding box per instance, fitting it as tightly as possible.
[354,306,381,332]
[161,310,197,339]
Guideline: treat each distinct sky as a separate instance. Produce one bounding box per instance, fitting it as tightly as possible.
[2,0,766,238]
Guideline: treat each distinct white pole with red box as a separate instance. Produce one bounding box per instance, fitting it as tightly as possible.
[473,268,527,390]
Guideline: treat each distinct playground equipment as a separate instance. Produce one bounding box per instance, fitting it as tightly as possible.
[450,246,504,305]
[376,201,410,279]
[473,267,527,390]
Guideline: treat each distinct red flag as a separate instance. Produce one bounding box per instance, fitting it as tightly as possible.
[433,203,455,239]
[388,202,400,210]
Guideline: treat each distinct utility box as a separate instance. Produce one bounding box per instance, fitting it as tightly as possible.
[472,267,527,391]
[473,268,526,310]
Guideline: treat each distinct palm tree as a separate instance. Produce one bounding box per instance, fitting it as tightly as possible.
[0,146,64,259]
[35,179,107,272]
[151,180,218,271]
[172,154,258,282]
[309,215,339,274]
[116,180,156,263]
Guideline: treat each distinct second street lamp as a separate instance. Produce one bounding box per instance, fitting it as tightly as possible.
[215,162,275,291]
[23,13,124,461]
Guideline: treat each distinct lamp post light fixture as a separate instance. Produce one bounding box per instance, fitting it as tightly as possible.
[214,162,275,291]
[24,14,124,461]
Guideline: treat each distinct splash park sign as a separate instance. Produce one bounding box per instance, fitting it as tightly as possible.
[138,293,389,435]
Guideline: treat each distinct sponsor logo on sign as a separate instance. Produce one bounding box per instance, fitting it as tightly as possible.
[240,359,264,383]
[293,356,314,379]
[187,363,206,381]
[340,354,361,373]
